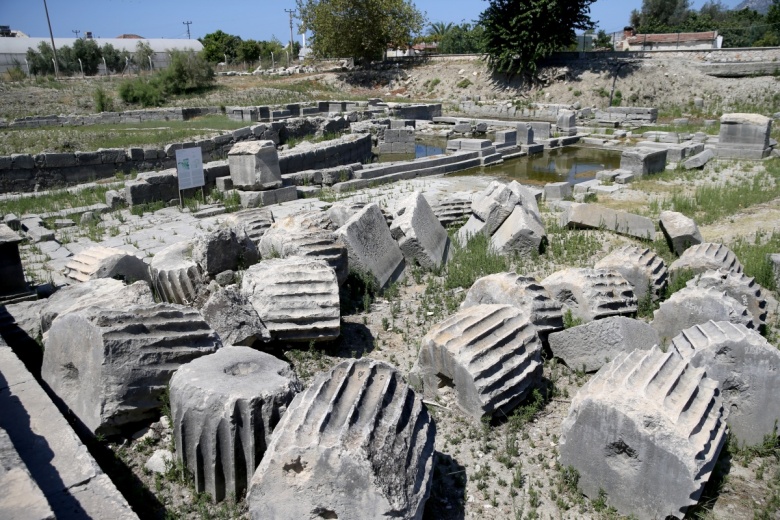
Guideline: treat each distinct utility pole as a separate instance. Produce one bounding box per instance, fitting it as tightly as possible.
[284,9,295,65]
[72,29,80,39]
[43,0,59,77]
[183,21,192,39]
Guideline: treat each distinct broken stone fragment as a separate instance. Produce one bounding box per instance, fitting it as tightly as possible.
[541,268,637,323]
[595,245,667,302]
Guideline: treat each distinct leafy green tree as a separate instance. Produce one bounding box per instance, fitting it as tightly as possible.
[594,29,613,49]
[237,39,262,64]
[158,50,215,94]
[259,38,285,62]
[57,45,77,74]
[26,41,56,75]
[427,22,454,41]
[134,41,155,71]
[199,30,242,63]
[480,0,596,76]
[101,43,125,73]
[297,0,426,63]
[73,38,102,75]
[633,0,692,32]
[439,23,485,54]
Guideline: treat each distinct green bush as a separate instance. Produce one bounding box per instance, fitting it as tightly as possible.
[157,50,214,95]
[93,86,114,112]
[118,76,165,107]
[456,78,472,89]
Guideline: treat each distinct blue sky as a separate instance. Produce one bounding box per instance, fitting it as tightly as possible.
[3,0,745,43]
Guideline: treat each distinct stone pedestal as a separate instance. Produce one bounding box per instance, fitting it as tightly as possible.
[228,140,282,190]
[716,113,772,159]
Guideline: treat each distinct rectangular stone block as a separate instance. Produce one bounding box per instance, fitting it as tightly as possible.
[719,113,771,149]
[238,185,297,208]
[228,141,282,190]
[215,176,233,191]
[495,130,517,146]
[620,148,667,176]
[97,148,126,164]
[563,202,655,240]
[11,154,34,169]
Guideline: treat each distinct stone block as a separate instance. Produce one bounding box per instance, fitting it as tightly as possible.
[215,176,233,191]
[248,358,434,520]
[201,286,269,346]
[470,180,522,235]
[548,316,659,372]
[150,240,204,305]
[541,268,637,323]
[490,204,546,255]
[11,154,34,169]
[64,246,150,284]
[686,270,767,332]
[529,122,551,140]
[557,110,577,136]
[620,147,667,176]
[97,148,126,164]
[390,192,449,270]
[193,227,258,276]
[595,246,668,302]
[683,149,714,169]
[495,129,517,146]
[0,426,54,520]
[562,202,655,240]
[669,243,743,282]
[544,181,572,200]
[659,211,703,256]
[719,113,771,149]
[335,203,404,288]
[238,185,297,208]
[171,347,300,501]
[228,140,282,190]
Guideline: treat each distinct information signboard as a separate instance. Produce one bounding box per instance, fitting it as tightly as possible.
[175,147,205,190]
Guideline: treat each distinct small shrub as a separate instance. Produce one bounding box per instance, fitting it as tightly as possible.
[572,90,582,97]
[611,90,623,107]
[5,64,26,82]
[563,309,583,329]
[456,78,472,89]
[93,86,114,112]
[118,76,165,107]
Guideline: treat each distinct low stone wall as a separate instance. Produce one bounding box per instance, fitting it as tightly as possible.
[0,107,221,129]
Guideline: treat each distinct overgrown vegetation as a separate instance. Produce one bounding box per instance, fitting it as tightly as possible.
[118,50,215,107]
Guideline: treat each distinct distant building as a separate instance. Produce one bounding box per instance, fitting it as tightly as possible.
[620,27,722,51]
[0,32,203,74]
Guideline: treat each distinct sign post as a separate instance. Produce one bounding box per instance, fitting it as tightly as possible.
[175,147,205,208]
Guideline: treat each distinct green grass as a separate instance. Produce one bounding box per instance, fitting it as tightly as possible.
[444,232,509,290]
[0,185,112,216]
[0,115,248,155]
[730,229,780,292]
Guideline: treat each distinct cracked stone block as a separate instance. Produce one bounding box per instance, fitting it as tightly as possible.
[192,228,259,277]
[64,246,151,284]
[242,257,340,342]
[430,194,472,228]
[150,240,204,305]
[42,303,221,435]
[560,345,727,520]
[390,192,450,270]
[619,147,667,176]
[652,286,752,344]
[223,207,275,250]
[669,243,743,282]
[470,181,523,236]
[461,272,563,336]
[685,270,767,332]
[659,211,703,256]
[201,286,270,346]
[562,203,655,240]
[170,346,301,502]
[548,316,659,373]
[671,320,780,446]
[490,204,546,256]
[228,140,282,190]
[541,268,637,323]
[248,358,435,520]
[595,245,668,302]
[410,304,542,419]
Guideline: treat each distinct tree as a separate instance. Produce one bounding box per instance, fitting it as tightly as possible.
[480,0,596,76]
[199,30,242,63]
[158,50,215,94]
[297,0,426,63]
[134,41,155,71]
[594,29,613,49]
[439,23,485,54]
[633,0,692,32]
[237,39,262,64]
[26,41,56,75]
[73,38,102,75]
[101,43,127,73]
[427,22,454,41]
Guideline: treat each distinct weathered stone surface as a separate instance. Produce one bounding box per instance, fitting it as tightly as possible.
[335,203,405,289]
[548,317,659,373]
[1,341,138,519]
[201,286,270,346]
[144,450,173,475]
[42,303,221,434]
[430,194,472,228]
[0,426,54,520]
[669,242,743,281]
[390,192,450,270]
[461,272,564,335]
[228,140,282,190]
[685,270,767,332]
[559,345,727,520]
[683,149,715,169]
[242,257,340,342]
[258,215,348,285]
[595,246,668,302]
[150,240,204,305]
[557,110,577,136]
[238,185,297,208]
[248,358,435,520]
[541,268,637,323]
[192,228,258,277]
[456,214,488,244]
[64,246,150,284]
[40,279,154,333]
[411,304,542,419]
[171,347,301,502]
[671,321,780,446]
[717,113,772,159]
[619,147,667,176]
[652,286,752,343]
[222,207,275,249]
[562,203,655,240]
[491,204,547,255]
[544,181,572,200]
[470,181,522,235]
[659,211,704,255]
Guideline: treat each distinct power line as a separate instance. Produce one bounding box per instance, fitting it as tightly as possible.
[183,21,192,39]
[72,29,81,39]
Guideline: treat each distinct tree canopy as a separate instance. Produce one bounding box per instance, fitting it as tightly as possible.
[297,0,426,63]
[480,0,596,76]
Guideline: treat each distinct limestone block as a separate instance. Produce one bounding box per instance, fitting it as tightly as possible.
[335,203,405,289]
[0,427,55,520]
[557,110,577,136]
[228,140,282,190]
[683,149,714,169]
[390,192,450,270]
[242,257,340,342]
[105,189,125,209]
[669,243,743,282]
[719,113,771,150]
[456,214,488,244]
[619,147,667,176]
[659,211,703,256]
[248,358,435,520]
[150,240,204,305]
[491,204,546,255]
[238,185,297,208]
[42,303,221,435]
[671,321,780,445]
[64,246,151,284]
[595,246,668,302]
[192,228,258,277]
[548,316,659,372]
[541,268,637,323]
[410,304,542,419]
[559,346,727,520]
[461,272,563,335]
[471,181,521,235]
[223,207,275,249]
[652,286,752,343]
[171,347,301,502]
[685,270,767,332]
[544,181,572,200]
[529,122,550,140]
[562,203,655,240]
[201,286,270,346]
[430,194,472,228]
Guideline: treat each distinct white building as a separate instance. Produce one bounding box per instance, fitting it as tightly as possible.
[620,30,722,51]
